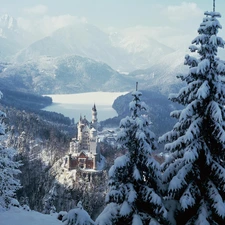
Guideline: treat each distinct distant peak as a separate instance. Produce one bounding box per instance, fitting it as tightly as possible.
[0,14,17,30]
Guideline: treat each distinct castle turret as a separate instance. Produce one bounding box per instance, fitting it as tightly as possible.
[92,104,97,128]
[93,153,98,170]
[68,154,72,170]
[77,116,83,143]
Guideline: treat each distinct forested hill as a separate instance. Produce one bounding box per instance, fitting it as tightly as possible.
[0,89,79,215]
[0,89,52,109]
[0,89,111,219]
[0,88,75,166]
[101,89,183,138]
[0,88,72,126]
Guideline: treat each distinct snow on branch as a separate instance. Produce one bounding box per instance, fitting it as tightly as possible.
[195,202,210,225]
[179,104,194,121]
[162,158,185,184]
[131,90,142,97]
[142,186,165,210]
[217,61,225,73]
[208,180,225,218]
[62,207,95,225]
[168,164,192,192]
[127,186,137,204]
[179,182,196,210]
[183,144,199,164]
[170,110,181,119]
[210,101,223,123]
[184,54,199,66]
[132,214,143,225]
[192,35,207,45]
[114,155,129,169]
[209,35,225,48]
[196,80,210,99]
[189,45,199,53]
[133,165,141,181]
[204,11,221,18]
[158,129,177,144]
[95,203,119,225]
[211,160,225,182]
[108,165,115,178]
[119,201,131,216]
[197,59,210,74]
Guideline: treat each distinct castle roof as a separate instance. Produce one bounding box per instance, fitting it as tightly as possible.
[92,104,97,112]
[79,115,89,125]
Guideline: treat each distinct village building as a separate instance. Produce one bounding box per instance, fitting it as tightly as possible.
[65,104,101,170]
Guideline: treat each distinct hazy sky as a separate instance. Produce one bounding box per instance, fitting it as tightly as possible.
[1,1,225,49]
[1,1,225,27]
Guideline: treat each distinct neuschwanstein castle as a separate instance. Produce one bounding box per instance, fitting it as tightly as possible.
[65,104,101,170]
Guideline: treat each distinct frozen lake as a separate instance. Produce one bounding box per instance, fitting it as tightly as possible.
[43,92,128,122]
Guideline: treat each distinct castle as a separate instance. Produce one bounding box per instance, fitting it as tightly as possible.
[66,104,101,170]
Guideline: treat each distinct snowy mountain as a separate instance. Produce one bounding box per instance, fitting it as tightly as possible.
[14,23,129,71]
[0,50,191,96]
[0,55,134,94]
[110,31,174,70]
[0,14,206,95]
[0,14,18,36]
[127,50,189,95]
[0,14,31,61]
[14,22,175,72]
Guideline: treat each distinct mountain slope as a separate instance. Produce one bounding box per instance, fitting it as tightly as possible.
[14,22,175,72]
[0,14,33,61]
[0,55,134,94]
[114,32,175,70]
[14,23,129,71]
[101,89,183,139]
[127,50,189,95]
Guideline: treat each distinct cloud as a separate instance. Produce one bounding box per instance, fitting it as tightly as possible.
[162,2,203,23]
[118,25,192,51]
[118,1,205,52]
[17,14,88,41]
[23,5,48,15]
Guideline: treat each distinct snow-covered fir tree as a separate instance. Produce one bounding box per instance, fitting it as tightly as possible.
[159,11,225,225]
[0,91,21,211]
[96,90,168,225]
[62,201,95,225]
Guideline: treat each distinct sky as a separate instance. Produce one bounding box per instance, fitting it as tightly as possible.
[1,1,225,49]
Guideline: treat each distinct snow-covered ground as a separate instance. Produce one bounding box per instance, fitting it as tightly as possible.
[43,92,128,121]
[0,207,62,225]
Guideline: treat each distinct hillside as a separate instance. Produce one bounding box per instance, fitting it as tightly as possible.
[101,89,183,139]
[0,55,134,94]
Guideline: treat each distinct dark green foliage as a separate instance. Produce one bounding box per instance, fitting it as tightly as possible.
[96,91,168,225]
[159,11,225,224]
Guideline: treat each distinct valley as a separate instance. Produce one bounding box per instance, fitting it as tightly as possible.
[0,12,188,219]
[1,3,225,224]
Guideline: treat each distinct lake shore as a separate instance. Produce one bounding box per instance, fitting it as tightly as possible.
[43,92,128,121]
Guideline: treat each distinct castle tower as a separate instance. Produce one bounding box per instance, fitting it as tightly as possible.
[93,153,98,170]
[77,115,83,142]
[92,104,98,128]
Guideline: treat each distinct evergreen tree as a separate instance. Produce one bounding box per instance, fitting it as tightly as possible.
[0,92,21,211]
[159,11,225,224]
[62,201,95,225]
[96,90,167,225]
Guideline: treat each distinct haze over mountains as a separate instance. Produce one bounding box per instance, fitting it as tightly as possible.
[0,13,224,96]
[2,13,174,71]
[0,14,186,95]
